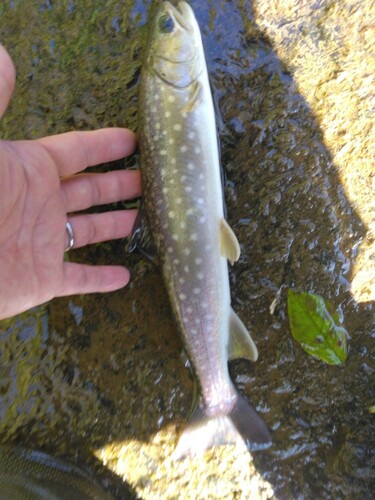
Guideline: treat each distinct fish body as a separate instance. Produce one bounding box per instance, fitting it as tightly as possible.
[138,1,271,455]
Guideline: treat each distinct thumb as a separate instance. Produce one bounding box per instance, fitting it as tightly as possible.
[0,44,16,119]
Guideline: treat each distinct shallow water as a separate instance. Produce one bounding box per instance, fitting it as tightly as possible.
[0,1,374,498]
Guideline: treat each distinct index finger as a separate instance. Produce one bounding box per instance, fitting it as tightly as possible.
[37,128,137,176]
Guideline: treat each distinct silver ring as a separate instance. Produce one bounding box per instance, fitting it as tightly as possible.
[65,221,74,252]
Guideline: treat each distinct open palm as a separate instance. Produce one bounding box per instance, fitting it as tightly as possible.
[0,45,141,319]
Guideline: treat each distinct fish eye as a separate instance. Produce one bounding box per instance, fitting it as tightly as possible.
[158,14,175,33]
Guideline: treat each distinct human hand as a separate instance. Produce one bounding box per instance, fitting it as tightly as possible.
[0,45,141,320]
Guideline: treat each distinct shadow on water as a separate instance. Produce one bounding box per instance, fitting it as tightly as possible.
[0,0,374,498]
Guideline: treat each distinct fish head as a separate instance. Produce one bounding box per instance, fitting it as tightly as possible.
[146,1,203,88]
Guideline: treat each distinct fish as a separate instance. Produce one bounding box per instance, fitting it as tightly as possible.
[0,445,113,499]
[135,0,271,456]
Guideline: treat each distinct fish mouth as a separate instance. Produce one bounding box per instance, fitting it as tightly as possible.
[162,1,194,32]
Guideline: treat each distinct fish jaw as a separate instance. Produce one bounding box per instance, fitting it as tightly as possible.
[163,1,195,33]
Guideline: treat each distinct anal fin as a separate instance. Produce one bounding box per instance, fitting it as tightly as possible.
[228,309,258,362]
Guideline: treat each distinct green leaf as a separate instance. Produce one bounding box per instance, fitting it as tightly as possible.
[287,289,348,365]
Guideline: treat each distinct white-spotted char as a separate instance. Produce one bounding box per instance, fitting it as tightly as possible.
[138,1,271,456]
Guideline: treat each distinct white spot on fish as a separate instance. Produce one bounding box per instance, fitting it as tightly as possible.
[180,221,186,229]
[186,208,194,216]
[187,307,193,314]
[168,247,173,253]
[173,123,182,131]
[172,234,179,241]
[160,150,167,156]
[195,147,201,154]
[169,138,175,145]
[168,95,176,103]
[180,145,188,153]
[195,257,203,265]
[165,111,171,118]
[181,175,187,182]
[168,211,175,219]
[155,122,161,130]
[199,216,206,224]
[162,187,168,194]
[193,288,201,295]
[188,131,195,139]
[171,158,177,165]
[184,265,189,273]
[190,233,198,241]
[184,248,191,256]
[179,277,185,284]
[191,329,198,335]
[179,293,187,300]
[185,186,192,193]
[176,197,182,204]
[173,259,180,265]
[197,198,204,205]
[197,272,204,280]
[187,163,194,170]
[202,302,208,309]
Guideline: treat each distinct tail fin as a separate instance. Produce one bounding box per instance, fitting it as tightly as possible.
[174,393,271,459]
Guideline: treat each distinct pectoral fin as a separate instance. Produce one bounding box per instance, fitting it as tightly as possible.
[127,203,157,263]
[220,219,240,264]
[228,309,258,362]
[182,81,201,113]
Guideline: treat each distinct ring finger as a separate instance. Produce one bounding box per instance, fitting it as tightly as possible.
[66,209,137,250]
